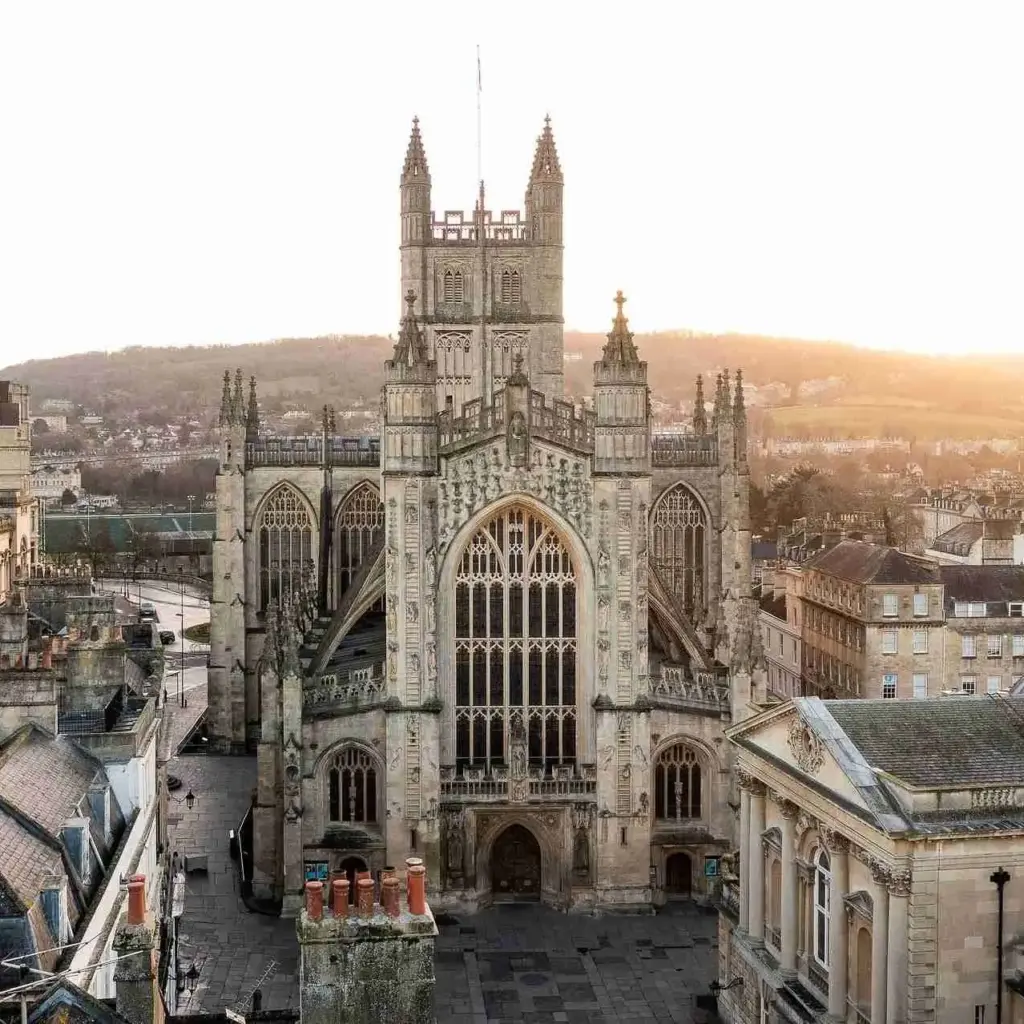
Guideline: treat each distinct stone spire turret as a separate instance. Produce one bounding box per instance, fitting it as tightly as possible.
[401,116,430,184]
[693,375,708,434]
[391,290,431,368]
[733,369,745,423]
[721,369,732,416]
[712,373,725,427]
[231,368,244,423]
[246,375,260,438]
[219,370,232,426]
[525,115,563,245]
[599,290,641,367]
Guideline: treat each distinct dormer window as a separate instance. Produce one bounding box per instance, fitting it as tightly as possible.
[443,268,464,303]
[500,268,522,304]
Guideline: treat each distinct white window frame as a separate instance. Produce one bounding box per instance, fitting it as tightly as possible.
[912,673,928,698]
[969,602,987,618]
[987,676,1002,695]
[987,635,1003,658]
[813,849,831,968]
[1009,603,1024,619]
[962,635,976,659]
[882,594,898,618]
[912,630,928,655]
[881,630,898,655]
[954,601,969,618]
[961,676,977,695]
[913,592,928,617]
[1013,635,1024,657]
[882,673,898,699]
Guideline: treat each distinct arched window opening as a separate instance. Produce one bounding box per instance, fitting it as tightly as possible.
[500,268,522,304]
[769,858,782,948]
[454,507,577,774]
[443,268,464,303]
[855,925,872,1011]
[333,483,384,608]
[326,747,378,825]
[813,848,831,967]
[650,484,707,613]
[257,485,314,611]
[654,743,703,820]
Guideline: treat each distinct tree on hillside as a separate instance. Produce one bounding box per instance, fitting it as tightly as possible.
[761,466,854,537]
[32,418,49,434]
[61,488,77,507]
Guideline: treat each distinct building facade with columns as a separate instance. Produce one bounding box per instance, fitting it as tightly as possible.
[208,117,768,915]
[717,695,1024,1024]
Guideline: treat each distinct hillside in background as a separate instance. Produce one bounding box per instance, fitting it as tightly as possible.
[4,331,1024,440]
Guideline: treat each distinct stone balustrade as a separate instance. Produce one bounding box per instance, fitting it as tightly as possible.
[440,762,597,802]
[650,432,719,467]
[245,436,380,469]
[303,668,387,714]
[650,664,730,712]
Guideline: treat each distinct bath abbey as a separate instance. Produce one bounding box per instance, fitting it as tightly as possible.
[208,116,765,915]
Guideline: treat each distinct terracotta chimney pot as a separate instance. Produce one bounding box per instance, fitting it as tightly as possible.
[331,878,349,917]
[407,862,426,916]
[305,880,324,920]
[382,876,400,918]
[356,877,375,919]
[127,877,146,925]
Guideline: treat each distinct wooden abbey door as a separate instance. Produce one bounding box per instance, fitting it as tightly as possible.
[491,825,541,901]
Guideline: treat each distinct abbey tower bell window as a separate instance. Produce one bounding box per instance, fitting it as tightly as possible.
[326,746,379,825]
[256,484,314,610]
[500,268,522,304]
[654,743,703,820]
[454,507,577,774]
[443,268,465,303]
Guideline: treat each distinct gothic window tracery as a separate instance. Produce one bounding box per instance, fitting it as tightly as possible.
[654,742,703,820]
[257,484,314,611]
[326,746,379,825]
[500,268,522,304]
[650,484,707,613]
[333,483,384,608]
[443,268,465,303]
[454,507,577,774]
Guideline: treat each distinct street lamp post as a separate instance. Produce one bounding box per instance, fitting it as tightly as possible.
[187,494,196,535]
[178,568,186,707]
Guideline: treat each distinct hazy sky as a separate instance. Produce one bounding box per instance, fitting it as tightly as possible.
[2,2,1022,361]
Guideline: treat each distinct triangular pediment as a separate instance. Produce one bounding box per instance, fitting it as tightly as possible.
[728,700,907,830]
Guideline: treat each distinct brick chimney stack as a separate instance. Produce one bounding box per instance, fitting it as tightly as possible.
[296,859,438,1024]
[113,875,164,1024]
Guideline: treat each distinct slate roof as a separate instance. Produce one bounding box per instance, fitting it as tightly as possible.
[752,541,778,561]
[931,522,983,556]
[0,727,102,838]
[939,565,1024,603]
[825,696,1024,788]
[804,540,939,585]
[0,813,63,911]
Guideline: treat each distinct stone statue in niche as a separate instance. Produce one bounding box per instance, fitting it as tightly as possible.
[572,829,590,880]
[406,601,419,624]
[509,722,529,802]
[597,547,610,587]
[386,597,397,634]
[425,547,437,590]
[405,503,419,526]
[598,596,609,633]
[443,808,466,883]
[405,551,415,575]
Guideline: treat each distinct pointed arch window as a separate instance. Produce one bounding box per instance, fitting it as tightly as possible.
[257,485,314,610]
[650,484,707,613]
[443,268,465,303]
[813,848,831,967]
[454,507,577,774]
[326,746,379,825]
[500,268,522,304]
[333,483,384,607]
[654,743,702,820]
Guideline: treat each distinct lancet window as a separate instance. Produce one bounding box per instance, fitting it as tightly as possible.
[813,848,831,967]
[257,485,314,610]
[326,746,379,825]
[500,268,522,304]
[650,484,707,613]
[454,507,578,774]
[333,483,384,609]
[443,268,465,303]
[654,742,703,820]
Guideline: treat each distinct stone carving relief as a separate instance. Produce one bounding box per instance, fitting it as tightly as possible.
[597,547,610,587]
[888,867,912,897]
[283,733,302,823]
[509,722,529,803]
[406,601,419,624]
[598,596,610,633]
[385,547,398,589]
[572,802,594,882]
[442,806,466,883]
[788,717,826,775]
[425,547,437,590]
[405,503,419,526]
[404,551,415,575]
[438,444,591,551]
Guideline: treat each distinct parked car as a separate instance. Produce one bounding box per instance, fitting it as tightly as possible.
[159,630,176,645]
[139,601,157,621]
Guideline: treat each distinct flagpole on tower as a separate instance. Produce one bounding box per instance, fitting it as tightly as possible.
[476,44,482,187]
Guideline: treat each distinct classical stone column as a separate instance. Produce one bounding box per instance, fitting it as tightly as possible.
[747,781,767,944]
[824,829,849,1020]
[779,799,799,975]
[738,778,751,932]
[886,868,911,1024]
[869,859,891,1024]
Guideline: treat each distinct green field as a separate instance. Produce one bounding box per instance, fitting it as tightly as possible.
[767,403,1024,441]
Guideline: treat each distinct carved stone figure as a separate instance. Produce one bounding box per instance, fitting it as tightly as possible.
[597,546,610,587]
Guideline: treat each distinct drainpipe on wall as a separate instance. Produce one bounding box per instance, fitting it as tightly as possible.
[991,866,1011,1024]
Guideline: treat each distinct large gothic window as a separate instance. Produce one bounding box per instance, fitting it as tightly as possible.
[333,483,384,608]
[326,746,379,825]
[650,484,707,612]
[257,485,314,611]
[454,507,577,774]
[654,743,703,820]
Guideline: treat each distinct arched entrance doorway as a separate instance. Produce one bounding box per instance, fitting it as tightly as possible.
[491,825,541,902]
[665,852,693,897]
[340,856,368,905]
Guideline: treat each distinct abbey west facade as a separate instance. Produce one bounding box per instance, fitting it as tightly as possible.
[208,117,764,915]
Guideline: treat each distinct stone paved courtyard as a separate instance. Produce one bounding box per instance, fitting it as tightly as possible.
[433,903,718,1024]
[168,752,718,1022]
